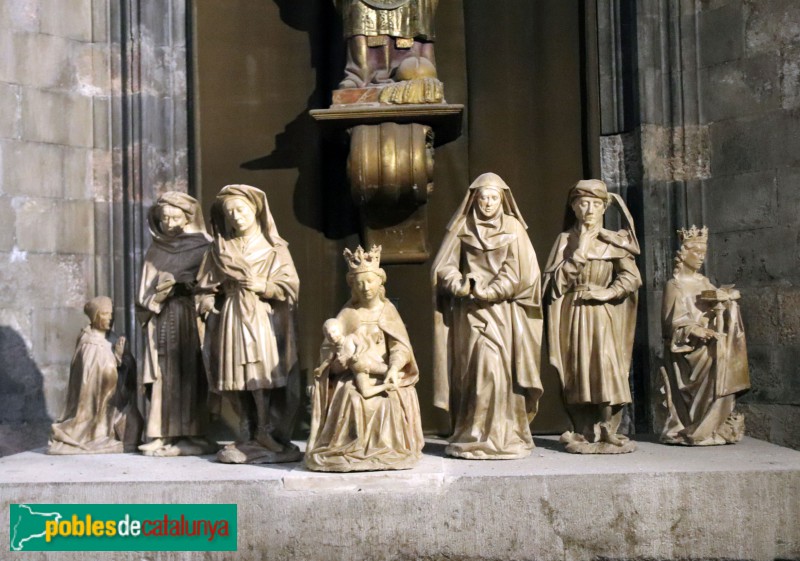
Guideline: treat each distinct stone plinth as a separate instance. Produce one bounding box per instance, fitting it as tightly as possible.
[1,437,798,560]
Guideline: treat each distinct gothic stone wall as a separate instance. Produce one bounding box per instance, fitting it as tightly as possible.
[699,0,800,448]
[0,0,111,453]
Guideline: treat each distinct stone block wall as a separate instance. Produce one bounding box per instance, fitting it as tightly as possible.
[699,0,800,448]
[0,0,111,453]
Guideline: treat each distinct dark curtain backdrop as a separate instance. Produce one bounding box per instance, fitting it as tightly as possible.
[193,0,591,434]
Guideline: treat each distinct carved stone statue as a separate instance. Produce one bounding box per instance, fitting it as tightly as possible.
[48,297,142,455]
[306,245,424,471]
[544,179,641,454]
[660,226,751,445]
[335,0,439,90]
[196,184,302,464]
[137,192,216,457]
[432,173,544,459]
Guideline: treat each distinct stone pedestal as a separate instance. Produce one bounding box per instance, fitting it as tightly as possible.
[2,437,799,560]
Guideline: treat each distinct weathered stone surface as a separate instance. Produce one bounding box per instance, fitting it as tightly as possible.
[40,363,69,420]
[744,0,800,55]
[0,196,15,251]
[641,123,710,182]
[15,198,94,254]
[708,227,798,285]
[2,0,39,33]
[21,88,92,147]
[31,307,86,365]
[9,32,76,89]
[62,146,90,200]
[698,1,745,67]
[709,110,800,175]
[700,53,782,123]
[703,169,777,232]
[0,139,63,197]
[738,404,800,449]
[777,166,800,225]
[39,0,92,42]
[0,253,92,309]
[0,318,49,425]
[1,438,799,560]
[0,82,19,139]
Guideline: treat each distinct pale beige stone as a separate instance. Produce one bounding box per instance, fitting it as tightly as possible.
[0,196,15,251]
[136,192,216,457]
[0,82,19,139]
[0,140,63,197]
[21,89,92,147]
[32,307,86,365]
[39,0,92,42]
[197,185,301,464]
[48,296,143,454]
[306,245,424,472]
[15,198,94,254]
[544,179,641,454]
[432,173,543,460]
[659,226,751,446]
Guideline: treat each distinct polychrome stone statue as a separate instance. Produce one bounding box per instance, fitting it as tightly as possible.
[544,179,641,454]
[660,226,750,445]
[196,184,302,464]
[137,192,216,457]
[306,245,424,471]
[335,0,439,90]
[432,173,544,459]
[48,296,142,455]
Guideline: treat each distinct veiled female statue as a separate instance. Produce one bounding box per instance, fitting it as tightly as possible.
[660,226,750,445]
[306,245,424,472]
[196,184,302,464]
[544,179,641,454]
[432,173,543,460]
[137,192,215,457]
[49,297,141,454]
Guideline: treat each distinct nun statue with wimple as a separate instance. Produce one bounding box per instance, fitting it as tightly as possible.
[432,172,544,460]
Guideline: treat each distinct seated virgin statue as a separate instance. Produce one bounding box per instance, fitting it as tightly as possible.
[660,226,751,445]
[305,245,424,472]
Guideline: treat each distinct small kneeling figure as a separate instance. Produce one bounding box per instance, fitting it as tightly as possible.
[49,297,142,454]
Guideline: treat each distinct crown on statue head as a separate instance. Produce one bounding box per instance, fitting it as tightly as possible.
[678,225,709,244]
[343,245,382,274]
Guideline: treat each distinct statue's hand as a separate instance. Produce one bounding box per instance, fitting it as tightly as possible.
[241,277,267,295]
[384,366,400,387]
[452,275,471,298]
[581,287,616,302]
[114,336,126,364]
[690,325,718,343]
[197,296,217,320]
[153,278,176,304]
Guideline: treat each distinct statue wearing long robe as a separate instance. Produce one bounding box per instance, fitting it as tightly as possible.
[433,173,543,460]
[138,193,211,441]
[307,298,424,471]
[661,273,750,445]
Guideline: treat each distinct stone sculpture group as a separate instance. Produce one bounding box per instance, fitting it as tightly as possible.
[47,0,751,469]
[48,179,752,469]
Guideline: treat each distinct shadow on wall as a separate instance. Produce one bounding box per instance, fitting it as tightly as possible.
[241,0,358,240]
[0,327,51,456]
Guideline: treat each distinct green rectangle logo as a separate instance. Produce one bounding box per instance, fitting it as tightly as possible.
[10,504,237,551]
